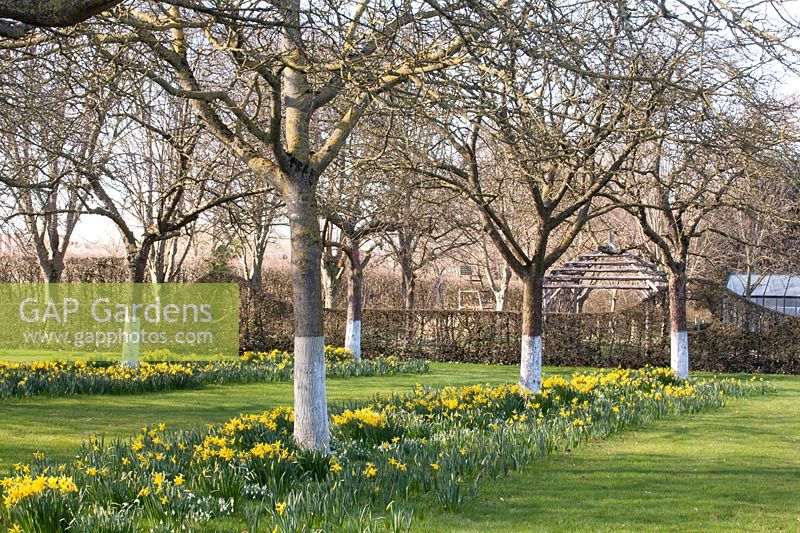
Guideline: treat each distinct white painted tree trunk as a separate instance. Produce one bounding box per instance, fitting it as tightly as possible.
[519,275,544,392]
[671,330,689,378]
[122,315,140,368]
[293,335,329,450]
[285,183,329,452]
[344,246,364,361]
[345,319,362,361]
[668,271,689,379]
[520,334,542,392]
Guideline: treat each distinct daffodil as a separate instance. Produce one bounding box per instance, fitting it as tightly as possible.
[275,501,288,517]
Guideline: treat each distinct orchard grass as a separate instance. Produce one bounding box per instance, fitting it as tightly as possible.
[414,372,800,533]
[0,350,237,363]
[0,365,775,531]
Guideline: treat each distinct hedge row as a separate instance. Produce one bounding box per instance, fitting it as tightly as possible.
[243,296,670,366]
[241,285,800,374]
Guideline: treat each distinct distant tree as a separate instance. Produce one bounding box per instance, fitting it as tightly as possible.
[0,50,106,282]
[703,162,800,290]
[81,94,258,283]
[215,174,285,288]
[618,96,798,374]
[318,125,406,358]
[381,173,476,310]
[414,0,772,390]
[319,218,345,309]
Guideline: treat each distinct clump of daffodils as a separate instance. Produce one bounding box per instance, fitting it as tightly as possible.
[1,476,77,509]
[0,349,428,400]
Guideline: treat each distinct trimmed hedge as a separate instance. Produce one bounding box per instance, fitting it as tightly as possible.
[241,294,672,366]
[321,307,669,367]
[241,283,800,374]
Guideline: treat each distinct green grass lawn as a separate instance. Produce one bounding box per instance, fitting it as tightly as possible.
[1,364,798,531]
[0,349,120,361]
[415,373,800,532]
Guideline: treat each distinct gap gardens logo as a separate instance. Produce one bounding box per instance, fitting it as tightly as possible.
[0,283,239,360]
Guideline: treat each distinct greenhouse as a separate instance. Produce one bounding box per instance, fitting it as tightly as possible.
[726,274,800,316]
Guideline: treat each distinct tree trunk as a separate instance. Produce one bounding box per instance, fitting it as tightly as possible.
[153,241,166,283]
[128,242,152,283]
[520,273,544,392]
[121,314,141,367]
[41,258,65,283]
[494,265,512,312]
[121,283,146,368]
[321,252,342,308]
[48,262,63,283]
[433,270,445,309]
[286,182,329,452]
[249,226,271,289]
[668,269,689,378]
[120,243,152,368]
[129,258,147,283]
[250,258,263,289]
[400,262,416,310]
[345,247,364,361]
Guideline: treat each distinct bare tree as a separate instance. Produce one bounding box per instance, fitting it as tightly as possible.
[83,0,494,451]
[150,222,199,283]
[216,174,285,288]
[0,130,86,282]
[410,0,703,391]
[0,50,106,282]
[318,131,405,358]
[380,178,476,310]
[703,170,800,290]
[80,95,255,283]
[618,95,798,375]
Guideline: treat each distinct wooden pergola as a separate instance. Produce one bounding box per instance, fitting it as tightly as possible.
[544,251,668,313]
